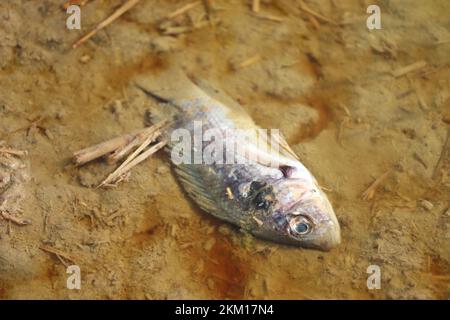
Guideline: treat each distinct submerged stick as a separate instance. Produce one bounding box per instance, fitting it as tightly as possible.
[299,1,337,25]
[361,168,393,200]
[393,60,427,78]
[73,0,141,49]
[166,1,201,20]
[99,140,167,188]
[432,129,450,180]
[107,121,168,163]
[73,122,167,166]
[0,211,30,226]
[40,245,77,264]
[230,54,262,71]
[250,12,284,22]
[73,130,141,166]
[0,147,28,157]
[252,0,260,13]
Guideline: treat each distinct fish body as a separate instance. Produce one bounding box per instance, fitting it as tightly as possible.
[135,70,340,251]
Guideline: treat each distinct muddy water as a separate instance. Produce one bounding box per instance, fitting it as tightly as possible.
[0,0,449,299]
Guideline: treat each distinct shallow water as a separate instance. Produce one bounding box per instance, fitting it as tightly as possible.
[0,0,449,299]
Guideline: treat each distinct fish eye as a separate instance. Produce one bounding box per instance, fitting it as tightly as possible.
[289,216,312,236]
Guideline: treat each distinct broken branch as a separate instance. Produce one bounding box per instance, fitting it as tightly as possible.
[40,245,77,265]
[361,168,393,200]
[299,1,337,25]
[166,1,201,20]
[0,211,30,226]
[99,140,167,188]
[0,147,28,157]
[393,60,428,78]
[73,123,166,166]
[73,0,141,49]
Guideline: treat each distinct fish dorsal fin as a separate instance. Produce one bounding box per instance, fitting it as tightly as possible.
[190,77,300,164]
[134,67,204,104]
[269,130,300,161]
[135,68,301,168]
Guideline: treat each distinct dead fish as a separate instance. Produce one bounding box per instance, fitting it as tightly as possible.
[135,69,340,251]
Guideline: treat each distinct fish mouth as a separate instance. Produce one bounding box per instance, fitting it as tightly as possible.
[314,220,341,251]
[307,198,341,251]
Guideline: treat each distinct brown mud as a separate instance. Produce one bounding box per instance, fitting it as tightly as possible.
[0,0,449,299]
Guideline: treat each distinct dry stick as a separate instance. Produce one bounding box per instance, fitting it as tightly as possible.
[166,1,201,19]
[99,140,167,188]
[0,148,28,157]
[63,0,89,10]
[299,0,337,25]
[107,121,168,163]
[98,123,168,187]
[40,245,77,265]
[250,12,284,22]
[361,168,393,201]
[407,75,429,111]
[308,14,320,29]
[419,62,449,78]
[72,0,141,49]
[252,0,260,13]
[432,129,450,180]
[436,39,450,45]
[161,18,214,35]
[393,60,427,78]
[73,131,139,165]
[231,54,261,70]
[201,0,213,19]
[0,211,30,226]
[73,126,160,166]
[107,135,147,164]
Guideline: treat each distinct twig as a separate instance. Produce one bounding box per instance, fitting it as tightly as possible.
[63,0,89,10]
[73,131,138,165]
[432,128,450,180]
[435,39,450,45]
[336,117,350,146]
[99,140,167,188]
[226,187,234,200]
[299,0,337,25]
[361,168,393,200]
[0,148,28,157]
[418,62,449,78]
[230,54,262,71]
[72,0,141,49]
[407,75,429,110]
[39,245,77,265]
[393,60,428,78]
[201,0,213,21]
[166,1,201,19]
[160,18,215,35]
[0,211,30,226]
[6,116,44,137]
[73,125,164,166]
[107,121,168,163]
[250,12,284,22]
[252,0,260,13]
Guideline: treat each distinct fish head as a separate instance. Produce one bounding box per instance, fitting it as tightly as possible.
[251,176,341,251]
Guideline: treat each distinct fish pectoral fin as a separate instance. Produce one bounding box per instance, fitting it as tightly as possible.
[173,165,229,221]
